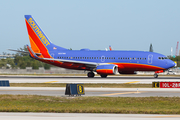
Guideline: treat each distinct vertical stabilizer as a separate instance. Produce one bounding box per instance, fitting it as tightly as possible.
[24,15,67,58]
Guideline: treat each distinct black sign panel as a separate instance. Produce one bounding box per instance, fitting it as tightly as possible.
[152,82,160,88]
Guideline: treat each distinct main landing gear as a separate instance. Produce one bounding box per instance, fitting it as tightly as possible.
[100,74,107,78]
[87,72,108,78]
[154,73,158,78]
[87,72,95,78]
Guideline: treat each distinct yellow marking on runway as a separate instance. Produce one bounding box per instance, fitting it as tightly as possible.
[125,81,140,84]
[101,92,140,96]
[44,81,58,83]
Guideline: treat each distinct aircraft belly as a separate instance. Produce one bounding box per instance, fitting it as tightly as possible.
[114,63,164,71]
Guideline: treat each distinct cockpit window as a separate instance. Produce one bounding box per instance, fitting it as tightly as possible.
[158,57,168,60]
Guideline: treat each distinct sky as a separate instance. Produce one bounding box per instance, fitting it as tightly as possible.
[0,0,180,56]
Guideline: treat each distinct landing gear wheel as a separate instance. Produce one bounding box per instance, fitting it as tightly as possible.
[154,74,158,78]
[100,74,107,78]
[87,72,95,78]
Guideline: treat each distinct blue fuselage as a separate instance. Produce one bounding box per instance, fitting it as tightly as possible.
[49,50,175,71]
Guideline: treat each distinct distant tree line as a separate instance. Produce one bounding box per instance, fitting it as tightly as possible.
[0,46,52,69]
[168,56,180,67]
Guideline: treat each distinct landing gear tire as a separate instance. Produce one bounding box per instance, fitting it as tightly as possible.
[154,74,158,78]
[87,72,95,78]
[100,74,107,78]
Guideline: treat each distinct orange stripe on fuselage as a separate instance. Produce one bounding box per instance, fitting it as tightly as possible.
[111,63,165,71]
[25,19,52,58]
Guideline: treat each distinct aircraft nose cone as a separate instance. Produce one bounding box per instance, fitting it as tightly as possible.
[169,61,176,68]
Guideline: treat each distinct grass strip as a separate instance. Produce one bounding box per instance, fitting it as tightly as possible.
[10,83,152,88]
[0,95,180,114]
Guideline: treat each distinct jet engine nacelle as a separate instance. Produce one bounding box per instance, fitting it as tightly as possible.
[96,64,118,75]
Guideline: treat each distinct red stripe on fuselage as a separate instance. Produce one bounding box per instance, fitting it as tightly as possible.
[25,19,51,58]
[114,63,165,71]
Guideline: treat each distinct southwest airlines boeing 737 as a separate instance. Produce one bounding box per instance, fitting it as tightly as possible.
[16,15,176,78]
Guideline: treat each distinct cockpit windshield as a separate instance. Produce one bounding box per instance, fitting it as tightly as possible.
[158,57,168,60]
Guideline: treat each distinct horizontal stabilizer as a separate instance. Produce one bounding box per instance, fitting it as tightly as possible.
[8,49,41,56]
[8,49,29,54]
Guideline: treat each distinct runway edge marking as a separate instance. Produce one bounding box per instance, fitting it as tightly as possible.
[44,81,59,83]
[101,92,141,96]
[125,81,140,84]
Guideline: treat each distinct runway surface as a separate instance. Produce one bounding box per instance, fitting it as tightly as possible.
[0,76,180,119]
[0,113,180,120]
[0,75,180,97]
[1,87,180,97]
[0,75,180,84]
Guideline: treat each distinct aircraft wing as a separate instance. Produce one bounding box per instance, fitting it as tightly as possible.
[43,58,99,68]
[26,45,99,68]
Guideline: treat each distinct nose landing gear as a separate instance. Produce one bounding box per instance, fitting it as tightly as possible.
[154,73,158,78]
[154,70,164,78]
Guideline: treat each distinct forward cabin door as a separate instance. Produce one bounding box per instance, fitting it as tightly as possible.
[148,54,153,64]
